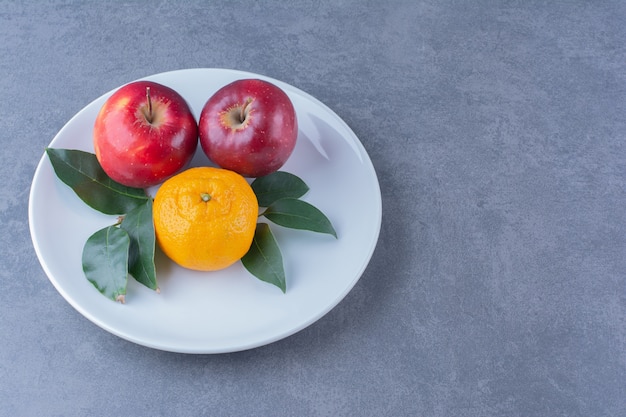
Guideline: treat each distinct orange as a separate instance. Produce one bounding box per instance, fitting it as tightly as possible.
[153,166,258,271]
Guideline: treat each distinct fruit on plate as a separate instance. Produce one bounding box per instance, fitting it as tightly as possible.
[153,166,258,271]
[198,78,298,178]
[93,81,198,188]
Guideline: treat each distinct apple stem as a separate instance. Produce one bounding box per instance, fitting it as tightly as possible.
[146,87,153,124]
[240,98,253,123]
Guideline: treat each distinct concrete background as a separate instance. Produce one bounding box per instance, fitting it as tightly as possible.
[1,1,624,416]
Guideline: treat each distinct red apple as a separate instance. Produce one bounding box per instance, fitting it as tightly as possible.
[198,79,298,178]
[93,80,198,188]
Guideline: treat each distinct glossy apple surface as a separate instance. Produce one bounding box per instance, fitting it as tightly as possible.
[93,80,198,188]
[198,79,298,178]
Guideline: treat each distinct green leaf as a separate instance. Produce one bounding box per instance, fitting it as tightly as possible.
[241,223,286,293]
[46,148,149,215]
[262,198,337,238]
[120,199,157,291]
[251,171,309,207]
[82,225,130,303]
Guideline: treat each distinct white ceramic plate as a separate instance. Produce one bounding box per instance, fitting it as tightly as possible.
[29,68,381,354]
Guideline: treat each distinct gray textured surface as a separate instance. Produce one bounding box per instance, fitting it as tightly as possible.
[1,1,625,416]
